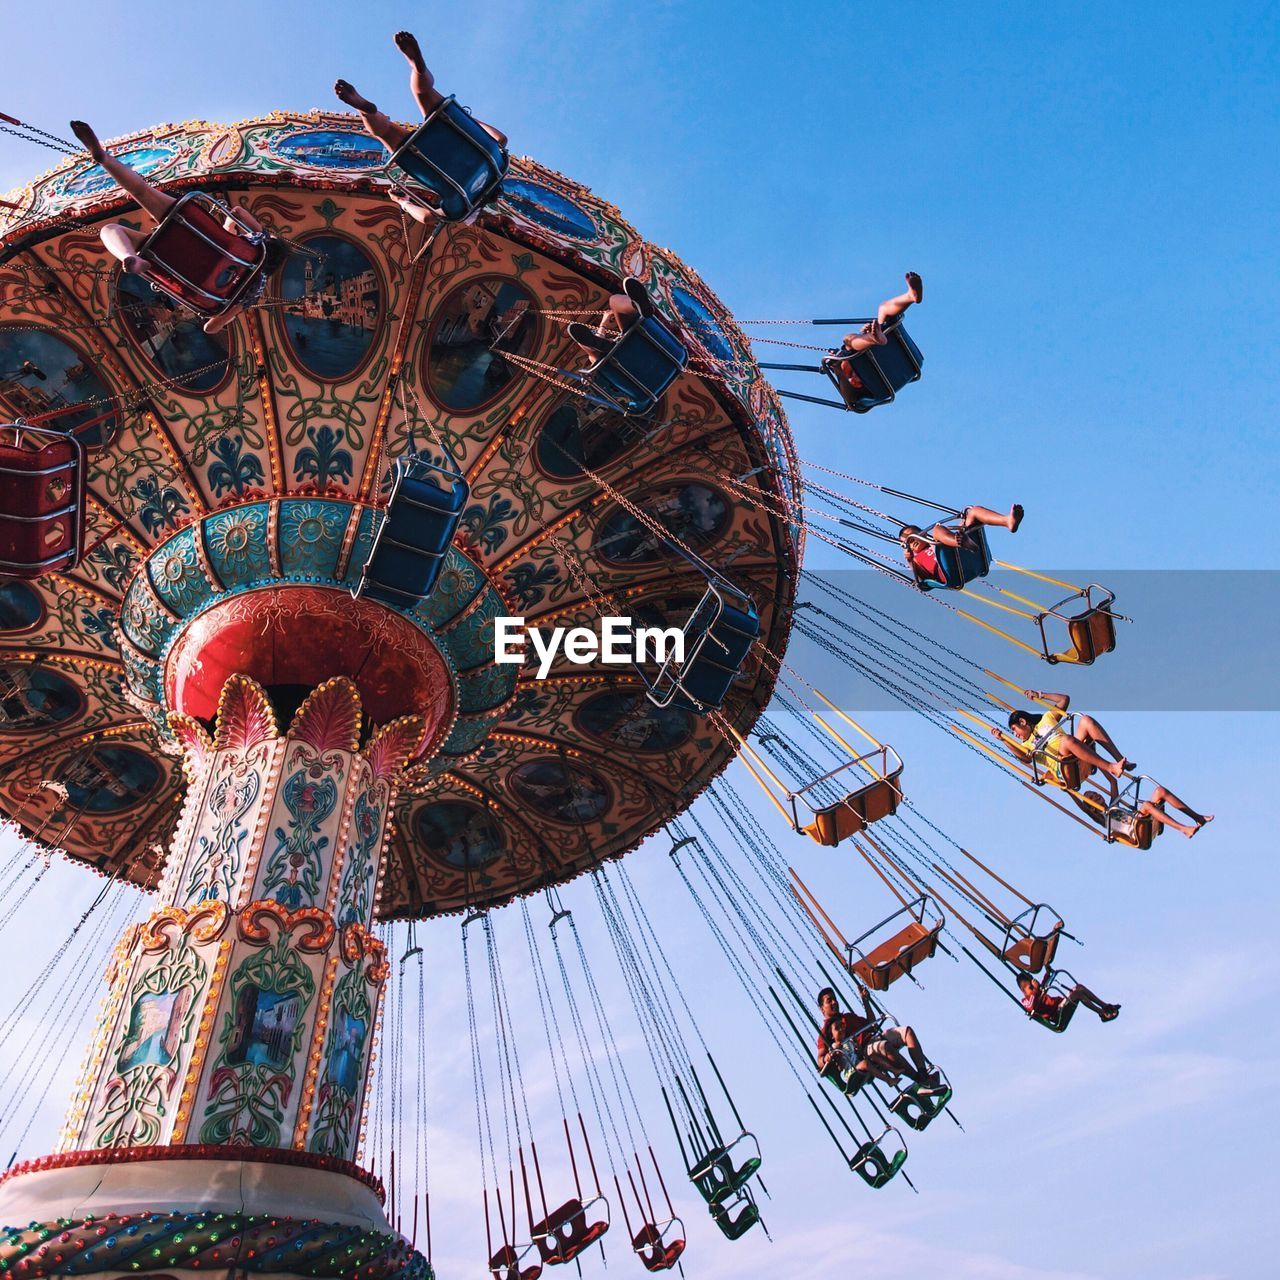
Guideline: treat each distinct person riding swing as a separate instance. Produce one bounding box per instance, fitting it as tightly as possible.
[70,120,291,335]
[335,30,508,226]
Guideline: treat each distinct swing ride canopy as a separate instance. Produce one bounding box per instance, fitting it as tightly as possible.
[0,110,801,919]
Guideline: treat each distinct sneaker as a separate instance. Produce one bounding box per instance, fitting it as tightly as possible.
[623,275,656,318]
[567,321,612,355]
[1100,1004,1121,1022]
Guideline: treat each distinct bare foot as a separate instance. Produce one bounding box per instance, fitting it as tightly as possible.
[121,254,150,278]
[1188,814,1215,838]
[334,80,377,114]
[867,318,887,346]
[1009,503,1024,533]
[69,120,104,161]
[395,30,426,67]
[906,271,924,304]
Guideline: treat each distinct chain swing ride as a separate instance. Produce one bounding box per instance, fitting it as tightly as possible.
[0,39,1209,1280]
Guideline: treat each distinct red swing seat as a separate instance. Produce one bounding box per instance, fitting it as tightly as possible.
[137,191,268,317]
[632,1219,685,1273]
[0,422,86,578]
[489,1242,543,1280]
[531,1196,609,1265]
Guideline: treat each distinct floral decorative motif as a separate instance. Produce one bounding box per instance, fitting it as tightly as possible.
[89,542,138,592]
[207,434,266,498]
[134,476,191,535]
[460,494,517,553]
[506,559,560,610]
[182,765,261,907]
[294,425,354,491]
[262,765,340,909]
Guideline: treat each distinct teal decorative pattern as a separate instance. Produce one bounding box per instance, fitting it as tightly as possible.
[415,548,486,629]
[277,500,349,579]
[455,663,518,715]
[146,528,217,617]
[204,503,272,590]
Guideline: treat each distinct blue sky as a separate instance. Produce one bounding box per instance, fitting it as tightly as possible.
[0,3,1277,1278]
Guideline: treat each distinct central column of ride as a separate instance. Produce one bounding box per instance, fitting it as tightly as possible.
[0,673,430,1280]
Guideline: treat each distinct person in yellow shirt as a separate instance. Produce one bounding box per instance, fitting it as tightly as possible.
[994,690,1134,794]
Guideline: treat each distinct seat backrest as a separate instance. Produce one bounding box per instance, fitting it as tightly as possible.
[852,918,941,991]
[850,1137,907,1188]
[590,318,688,416]
[1066,607,1117,664]
[392,99,508,221]
[831,324,924,412]
[0,428,85,578]
[140,193,264,315]
[668,597,760,713]
[934,525,991,588]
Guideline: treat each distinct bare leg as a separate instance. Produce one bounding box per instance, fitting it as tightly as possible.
[1066,984,1120,1020]
[334,81,414,153]
[395,31,508,147]
[70,121,175,224]
[840,321,885,354]
[961,503,1024,533]
[601,293,638,336]
[98,223,150,274]
[876,271,924,324]
[1073,714,1135,773]
[1141,785,1214,838]
[1057,734,1127,782]
[394,31,445,116]
[929,521,960,549]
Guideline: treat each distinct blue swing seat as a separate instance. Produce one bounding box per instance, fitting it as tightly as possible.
[822,322,923,413]
[583,315,688,417]
[387,95,509,223]
[354,454,469,608]
[917,523,991,592]
[641,583,760,714]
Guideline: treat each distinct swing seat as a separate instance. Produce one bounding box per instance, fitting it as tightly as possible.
[822,322,923,413]
[889,1077,953,1131]
[1094,775,1164,850]
[136,191,268,318]
[1104,805,1160,851]
[708,1189,760,1240]
[532,1196,609,1265]
[848,895,943,992]
[387,96,509,222]
[581,315,688,417]
[800,754,904,846]
[489,1243,543,1280]
[849,1131,908,1188]
[642,583,760,713]
[1037,584,1121,665]
[353,453,469,608]
[821,1054,872,1098]
[923,524,991,591]
[1000,904,1064,974]
[1029,968,1081,1033]
[0,423,85,578]
[632,1219,685,1272]
[689,1131,762,1205]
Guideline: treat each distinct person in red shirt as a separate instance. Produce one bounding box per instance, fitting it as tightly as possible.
[1016,973,1119,1028]
[815,987,946,1093]
[900,502,1024,589]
